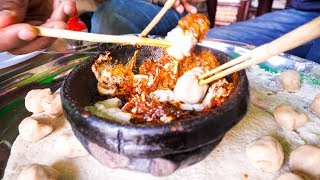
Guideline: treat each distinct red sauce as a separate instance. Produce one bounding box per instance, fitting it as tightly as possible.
[97,49,233,125]
[178,14,210,41]
[93,14,233,125]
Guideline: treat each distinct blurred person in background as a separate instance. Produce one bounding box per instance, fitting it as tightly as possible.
[2,0,319,63]
[206,0,320,63]
[91,0,208,36]
[0,0,205,54]
[91,0,320,62]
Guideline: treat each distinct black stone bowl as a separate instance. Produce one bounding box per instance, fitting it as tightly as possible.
[61,44,249,176]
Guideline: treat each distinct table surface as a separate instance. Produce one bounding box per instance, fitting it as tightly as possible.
[0,38,319,178]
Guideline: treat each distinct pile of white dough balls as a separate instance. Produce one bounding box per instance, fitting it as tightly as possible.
[310,93,320,116]
[17,164,60,180]
[272,104,308,131]
[19,88,63,142]
[246,136,284,172]
[246,68,320,178]
[17,88,89,179]
[165,27,197,61]
[277,70,301,92]
[174,68,208,104]
[289,144,320,178]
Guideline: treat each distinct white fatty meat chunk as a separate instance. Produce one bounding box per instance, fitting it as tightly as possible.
[174,68,208,104]
[165,27,197,61]
[94,97,122,109]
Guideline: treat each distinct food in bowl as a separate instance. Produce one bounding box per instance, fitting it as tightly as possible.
[87,47,234,125]
[165,13,210,60]
[60,13,249,176]
[61,44,249,176]
[86,14,233,125]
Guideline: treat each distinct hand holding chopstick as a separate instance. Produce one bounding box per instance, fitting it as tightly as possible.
[140,0,176,37]
[199,16,320,85]
[34,26,171,47]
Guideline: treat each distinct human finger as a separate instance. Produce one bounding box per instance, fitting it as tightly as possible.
[173,0,185,14]
[181,0,198,14]
[0,24,37,52]
[0,0,28,27]
[49,0,76,22]
[9,36,55,55]
[175,4,185,14]
[9,21,67,54]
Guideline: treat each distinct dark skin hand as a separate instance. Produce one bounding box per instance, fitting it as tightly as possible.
[0,0,76,54]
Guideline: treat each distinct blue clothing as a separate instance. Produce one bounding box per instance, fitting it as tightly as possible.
[91,0,182,36]
[206,9,320,63]
[289,0,320,11]
[91,0,320,62]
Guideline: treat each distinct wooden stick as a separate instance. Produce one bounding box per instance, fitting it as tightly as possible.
[199,54,251,79]
[139,0,176,37]
[34,26,172,47]
[199,16,320,85]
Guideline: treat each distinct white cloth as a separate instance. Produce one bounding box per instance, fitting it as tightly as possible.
[3,65,320,179]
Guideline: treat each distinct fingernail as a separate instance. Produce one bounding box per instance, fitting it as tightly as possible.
[0,10,14,17]
[64,5,75,16]
[18,28,37,41]
[177,7,184,14]
[190,8,197,14]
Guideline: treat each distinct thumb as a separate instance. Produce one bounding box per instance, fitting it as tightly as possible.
[0,0,28,27]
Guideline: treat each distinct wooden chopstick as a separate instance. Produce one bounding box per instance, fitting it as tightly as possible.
[199,54,251,80]
[199,16,320,85]
[139,0,176,37]
[34,26,172,47]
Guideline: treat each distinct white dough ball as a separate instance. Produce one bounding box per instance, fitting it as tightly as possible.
[272,104,308,131]
[277,173,304,180]
[41,94,63,117]
[174,68,208,104]
[17,164,60,180]
[246,136,284,172]
[25,89,52,113]
[54,131,89,158]
[289,144,320,178]
[18,117,53,142]
[310,94,320,116]
[278,70,301,92]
